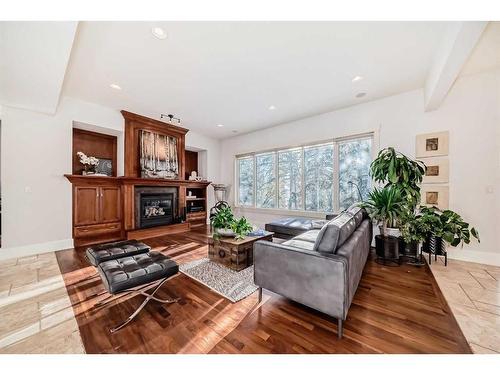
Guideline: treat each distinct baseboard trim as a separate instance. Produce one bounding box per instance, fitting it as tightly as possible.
[0,239,74,261]
[447,248,500,267]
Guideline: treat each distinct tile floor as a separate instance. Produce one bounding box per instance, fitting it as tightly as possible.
[429,257,500,354]
[0,252,85,353]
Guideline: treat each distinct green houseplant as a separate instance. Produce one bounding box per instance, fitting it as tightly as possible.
[230,217,254,240]
[210,205,235,236]
[419,206,480,250]
[399,210,428,258]
[360,185,405,237]
[210,205,254,240]
[370,147,426,209]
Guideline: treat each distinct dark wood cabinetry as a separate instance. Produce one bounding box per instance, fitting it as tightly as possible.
[66,174,211,246]
[100,186,121,223]
[74,186,100,225]
[185,183,208,227]
[66,111,211,247]
[68,176,123,247]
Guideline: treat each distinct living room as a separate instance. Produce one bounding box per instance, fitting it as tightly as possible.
[1,1,500,371]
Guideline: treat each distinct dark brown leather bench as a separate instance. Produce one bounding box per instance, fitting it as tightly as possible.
[86,240,179,333]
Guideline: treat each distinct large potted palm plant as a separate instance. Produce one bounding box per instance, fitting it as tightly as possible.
[364,147,426,260]
[361,185,405,237]
[370,147,426,209]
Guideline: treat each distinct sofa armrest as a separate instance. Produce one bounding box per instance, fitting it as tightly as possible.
[253,240,348,320]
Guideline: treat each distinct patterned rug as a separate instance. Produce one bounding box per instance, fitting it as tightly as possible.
[179,258,258,302]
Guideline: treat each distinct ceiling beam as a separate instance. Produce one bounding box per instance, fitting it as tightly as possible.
[424,21,488,112]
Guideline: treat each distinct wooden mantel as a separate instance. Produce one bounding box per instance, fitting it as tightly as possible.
[65,174,211,188]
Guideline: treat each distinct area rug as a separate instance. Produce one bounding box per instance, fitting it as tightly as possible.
[179,258,258,302]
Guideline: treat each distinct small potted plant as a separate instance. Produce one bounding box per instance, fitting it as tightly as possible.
[230,217,254,240]
[77,151,99,175]
[361,185,405,237]
[399,210,427,258]
[210,205,254,240]
[419,206,480,264]
[210,205,235,237]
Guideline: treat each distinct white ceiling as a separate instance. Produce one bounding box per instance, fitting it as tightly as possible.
[62,21,456,138]
[460,21,500,77]
[0,21,77,114]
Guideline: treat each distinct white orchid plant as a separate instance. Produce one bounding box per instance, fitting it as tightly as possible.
[77,151,99,175]
[77,151,99,166]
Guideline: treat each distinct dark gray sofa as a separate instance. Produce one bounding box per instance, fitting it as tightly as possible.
[254,206,372,338]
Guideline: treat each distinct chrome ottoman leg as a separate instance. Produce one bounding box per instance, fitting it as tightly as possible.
[110,278,179,334]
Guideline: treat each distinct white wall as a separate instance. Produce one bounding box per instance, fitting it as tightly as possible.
[0,97,123,257]
[220,69,500,265]
[0,96,221,259]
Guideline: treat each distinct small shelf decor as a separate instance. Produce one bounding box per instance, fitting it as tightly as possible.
[77,151,99,175]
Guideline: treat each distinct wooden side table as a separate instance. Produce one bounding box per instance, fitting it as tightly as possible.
[208,232,273,271]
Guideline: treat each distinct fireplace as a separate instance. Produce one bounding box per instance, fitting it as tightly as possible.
[135,186,178,229]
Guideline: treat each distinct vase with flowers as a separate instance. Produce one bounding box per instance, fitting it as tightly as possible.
[77,151,99,175]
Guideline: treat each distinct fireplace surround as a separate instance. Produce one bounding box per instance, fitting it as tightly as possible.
[135,186,178,229]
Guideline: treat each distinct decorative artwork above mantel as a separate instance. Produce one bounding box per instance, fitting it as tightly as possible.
[122,110,189,178]
[140,130,179,179]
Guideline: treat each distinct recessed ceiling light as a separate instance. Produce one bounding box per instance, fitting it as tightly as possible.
[268,105,276,110]
[352,75,363,82]
[152,27,167,40]
[217,124,224,128]
[110,83,122,90]
[355,92,367,98]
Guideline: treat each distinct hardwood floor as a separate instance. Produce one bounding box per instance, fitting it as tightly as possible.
[56,226,472,354]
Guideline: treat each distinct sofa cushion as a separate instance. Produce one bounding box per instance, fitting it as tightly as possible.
[347,205,364,227]
[98,251,178,294]
[281,239,315,251]
[311,220,328,229]
[85,240,150,267]
[265,217,314,237]
[294,229,321,243]
[313,212,357,253]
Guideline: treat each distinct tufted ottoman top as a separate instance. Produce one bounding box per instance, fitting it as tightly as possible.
[85,240,151,267]
[97,252,179,294]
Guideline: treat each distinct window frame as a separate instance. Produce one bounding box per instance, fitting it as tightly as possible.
[234,131,376,215]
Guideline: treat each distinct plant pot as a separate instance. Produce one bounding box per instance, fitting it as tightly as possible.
[375,235,404,266]
[402,240,419,258]
[422,235,446,255]
[216,228,235,237]
[379,225,401,238]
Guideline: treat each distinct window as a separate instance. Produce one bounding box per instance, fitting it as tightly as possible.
[236,133,373,213]
[304,143,334,212]
[338,137,372,210]
[278,148,303,210]
[256,153,276,208]
[238,157,254,206]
